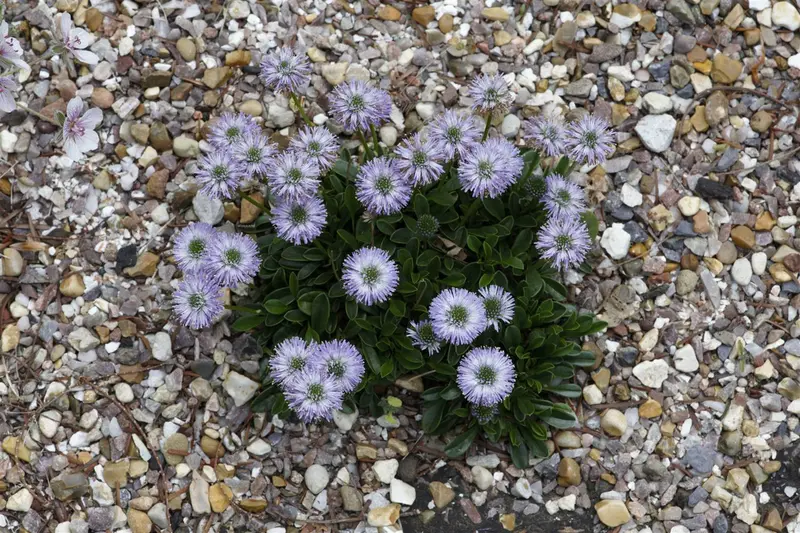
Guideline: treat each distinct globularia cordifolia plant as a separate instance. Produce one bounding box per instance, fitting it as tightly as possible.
[171,47,611,467]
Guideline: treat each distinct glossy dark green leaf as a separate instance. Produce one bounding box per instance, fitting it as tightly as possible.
[444,424,479,457]
[310,293,329,332]
[232,315,264,331]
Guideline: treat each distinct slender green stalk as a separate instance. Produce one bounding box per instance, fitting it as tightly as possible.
[290,93,314,127]
[481,114,492,141]
[314,240,340,280]
[357,129,373,159]
[370,124,383,156]
[16,103,60,126]
[240,192,270,215]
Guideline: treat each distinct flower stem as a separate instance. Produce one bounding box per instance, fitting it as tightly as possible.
[16,102,60,126]
[290,93,314,127]
[240,192,270,215]
[481,114,492,142]
[370,124,383,156]
[314,240,340,280]
[357,129,373,159]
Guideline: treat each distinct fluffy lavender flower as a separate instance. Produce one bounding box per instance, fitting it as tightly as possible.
[271,195,327,245]
[259,48,312,93]
[329,80,392,132]
[342,247,399,305]
[209,112,259,150]
[478,286,514,331]
[173,222,217,273]
[59,13,99,65]
[311,340,365,393]
[0,76,18,113]
[564,115,615,166]
[196,151,246,199]
[471,403,500,425]
[233,131,275,178]
[271,337,317,387]
[457,347,516,406]
[429,288,487,345]
[458,138,523,198]
[284,371,344,422]
[395,133,446,187]
[407,320,442,355]
[289,126,340,171]
[542,174,587,219]
[536,216,591,271]
[206,232,260,287]
[173,272,224,329]
[468,73,513,114]
[355,157,411,215]
[62,97,102,161]
[267,151,321,201]
[427,110,481,160]
[523,115,567,157]
[0,22,29,73]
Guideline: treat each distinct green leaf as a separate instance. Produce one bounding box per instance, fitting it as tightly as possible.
[539,403,578,429]
[444,425,479,457]
[507,441,529,469]
[422,400,446,434]
[232,315,264,331]
[337,229,358,249]
[482,197,505,220]
[264,300,289,315]
[543,383,582,398]
[310,293,329,332]
[440,383,462,401]
[581,211,599,240]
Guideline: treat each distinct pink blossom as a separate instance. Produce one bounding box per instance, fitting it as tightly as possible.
[0,21,29,72]
[0,76,17,113]
[62,97,102,161]
[59,14,99,65]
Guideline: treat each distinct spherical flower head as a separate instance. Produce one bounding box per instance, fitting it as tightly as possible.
[415,214,439,239]
[311,340,365,393]
[429,288,487,345]
[458,138,523,198]
[468,73,513,114]
[271,195,327,245]
[209,112,259,150]
[523,175,547,199]
[457,347,516,406]
[542,174,587,219]
[290,126,340,171]
[356,157,411,215]
[478,285,515,331]
[395,132,446,187]
[206,232,261,287]
[173,222,217,273]
[267,151,321,201]
[471,403,500,425]
[427,110,481,160]
[284,371,344,422]
[233,131,276,178]
[259,47,312,94]
[271,337,317,387]
[342,247,399,306]
[196,150,246,200]
[564,115,615,166]
[329,80,392,132]
[523,115,567,158]
[173,272,224,329]
[407,320,442,355]
[536,216,591,271]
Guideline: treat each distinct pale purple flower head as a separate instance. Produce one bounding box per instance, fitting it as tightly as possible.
[395,133,446,187]
[478,285,514,331]
[0,22,29,73]
[62,97,102,161]
[267,151,321,201]
[468,73,513,114]
[407,320,442,355]
[427,110,481,160]
[233,131,275,178]
[59,13,99,65]
[173,271,224,330]
[564,115,615,166]
[173,222,217,273]
[311,340,365,393]
[458,138,523,198]
[289,126,340,171]
[206,232,260,287]
[284,370,344,422]
[536,216,591,271]
[342,247,399,306]
[271,195,327,245]
[457,347,516,406]
[209,112,259,150]
[271,337,317,387]
[523,115,567,157]
[259,47,312,94]
[196,150,246,199]
[329,80,392,132]
[429,288,487,345]
[0,76,18,113]
[542,174,587,218]
[355,157,411,215]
